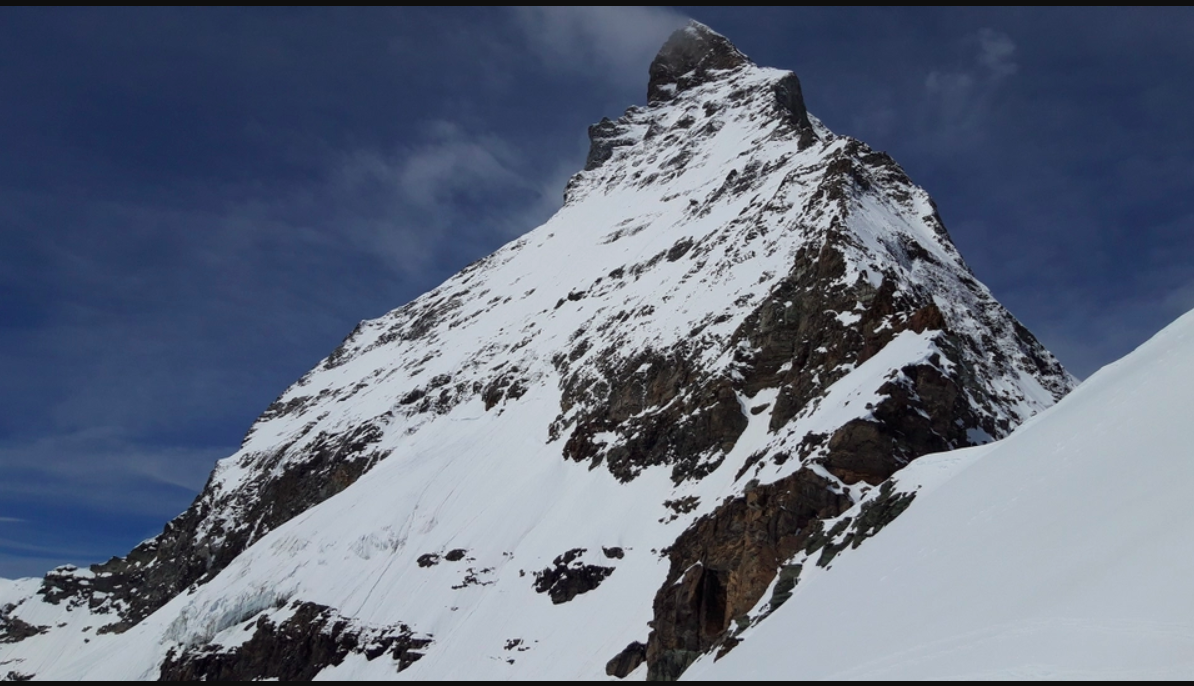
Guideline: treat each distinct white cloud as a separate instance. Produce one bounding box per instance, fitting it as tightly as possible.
[924,71,976,103]
[334,121,526,212]
[977,28,1018,78]
[0,517,23,523]
[0,429,226,516]
[1162,279,1194,318]
[920,28,1019,148]
[511,7,687,88]
[325,121,551,277]
[396,123,526,207]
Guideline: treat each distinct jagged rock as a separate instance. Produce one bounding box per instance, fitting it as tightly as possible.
[645,468,851,680]
[0,606,46,644]
[648,22,750,104]
[607,641,648,678]
[586,117,636,171]
[533,549,616,604]
[809,481,916,568]
[767,564,803,611]
[158,602,430,681]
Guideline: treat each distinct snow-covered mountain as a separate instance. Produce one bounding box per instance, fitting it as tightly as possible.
[0,23,1074,680]
[691,306,1194,680]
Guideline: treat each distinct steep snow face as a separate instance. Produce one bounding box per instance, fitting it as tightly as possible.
[692,307,1194,680]
[0,23,1073,681]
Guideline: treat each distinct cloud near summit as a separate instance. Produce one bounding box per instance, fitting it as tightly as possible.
[511,7,688,87]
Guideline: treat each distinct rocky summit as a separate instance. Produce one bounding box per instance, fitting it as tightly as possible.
[0,22,1074,681]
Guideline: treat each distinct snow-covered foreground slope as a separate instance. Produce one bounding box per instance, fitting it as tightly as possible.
[694,308,1194,680]
[0,23,1073,681]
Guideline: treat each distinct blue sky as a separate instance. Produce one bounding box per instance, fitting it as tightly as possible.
[2,7,1193,578]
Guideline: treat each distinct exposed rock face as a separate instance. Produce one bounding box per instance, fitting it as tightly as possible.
[646,478,918,680]
[158,602,430,681]
[0,607,46,644]
[648,23,750,104]
[558,346,748,484]
[607,641,648,678]
[646,468,850,679]
[587,117,638,171]
[0,21,1075,682]
[533,548,616,604]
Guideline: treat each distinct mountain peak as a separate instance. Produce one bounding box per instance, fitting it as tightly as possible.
[1,23,1077,682]
[647,21,751,104]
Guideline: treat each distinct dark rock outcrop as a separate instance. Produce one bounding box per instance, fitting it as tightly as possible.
[586,117,638,171]
[607,641,648,678]
[648,22,750,104]
[805,481,917,569]
[158,602,430,681]
[0,607,46,644]
[558,348,749,484]
[645,468,851,680]
[533,549,615,604]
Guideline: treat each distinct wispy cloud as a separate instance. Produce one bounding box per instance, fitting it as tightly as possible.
[922,28,1019,148]
[0,110,583,576]
[0,536,106,559]
[510,7,687,88]
[328,121,546,273]
[0,517,23,524]
[0,112,574,537]
[0,429,225,516]
[1162,279,1194,319]
[976,28,1018,78]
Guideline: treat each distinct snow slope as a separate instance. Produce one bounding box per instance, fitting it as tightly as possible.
[694,308,1194,680]
[0,23,1073,681]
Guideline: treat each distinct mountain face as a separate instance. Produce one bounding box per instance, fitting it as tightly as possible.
[0,23,1074,681]
[690,308,1194,680]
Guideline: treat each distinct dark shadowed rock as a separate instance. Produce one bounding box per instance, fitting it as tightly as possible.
[586,118,636,171]
[607,641,648,678]
[158,602,430,681]
[0,607,46,644]
[645,468,851,680]
[533,549,616,604]
[648,22,751,104]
